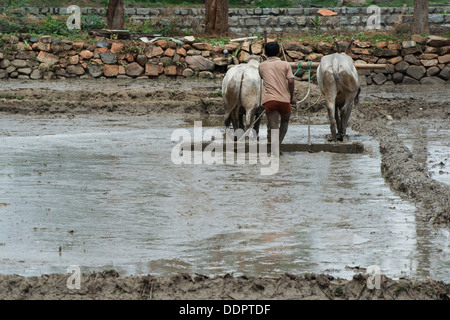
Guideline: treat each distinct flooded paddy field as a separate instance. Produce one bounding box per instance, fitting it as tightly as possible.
[0,79,448,300]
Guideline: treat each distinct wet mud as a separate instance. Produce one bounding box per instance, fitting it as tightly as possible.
[0,79,449,300]
[0,78,224,116]
[0,271,449,300]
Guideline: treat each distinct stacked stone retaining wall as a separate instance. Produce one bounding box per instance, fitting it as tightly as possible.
[0,34,449,85]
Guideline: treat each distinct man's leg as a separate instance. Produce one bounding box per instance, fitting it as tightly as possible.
[279,112,291,144]
[266,111,279,144]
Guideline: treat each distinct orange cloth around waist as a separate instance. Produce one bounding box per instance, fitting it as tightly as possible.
[264,100,292,115]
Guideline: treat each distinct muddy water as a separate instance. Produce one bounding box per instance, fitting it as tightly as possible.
[0,115,448,281]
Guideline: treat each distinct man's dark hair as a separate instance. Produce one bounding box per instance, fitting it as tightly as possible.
[265,42,280,57]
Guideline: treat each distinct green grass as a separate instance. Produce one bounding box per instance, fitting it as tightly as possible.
[281,30,419,48]
[196,36,232,47]
[0,93,25,100]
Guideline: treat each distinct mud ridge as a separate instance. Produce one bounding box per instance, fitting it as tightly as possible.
[0,271,448,300]
[350,101,450,226]
[0,88,224,116]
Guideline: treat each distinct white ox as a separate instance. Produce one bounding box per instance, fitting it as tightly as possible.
[222,56,264,135]
[316,52,361,141]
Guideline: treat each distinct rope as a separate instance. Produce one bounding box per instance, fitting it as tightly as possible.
[294,61,314,145]
[294,61,313,105]
[294,60,312,77]
[238,61,312,143]
[292,60,324,111]
[233,61,326,144]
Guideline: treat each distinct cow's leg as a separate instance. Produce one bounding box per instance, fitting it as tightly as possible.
[225,114,231,128]
[253,106,264,137]
[338,95,354,141]
[325,96,337,142]
[334,102,342,137]
[224,101,232,128]
[244,107,255,133]
[230,106,240,132]
[238,107,246,130]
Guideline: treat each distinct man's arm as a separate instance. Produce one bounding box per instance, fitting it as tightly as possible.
[288,77,295,106]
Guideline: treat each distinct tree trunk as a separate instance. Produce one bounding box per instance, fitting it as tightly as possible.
[413,0,429,34]
[106,0,124,30]
[205,0,229,35]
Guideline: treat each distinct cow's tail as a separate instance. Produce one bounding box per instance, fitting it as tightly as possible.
[237,69,245,109]
[332,55,340,85]
[354,87,361,105]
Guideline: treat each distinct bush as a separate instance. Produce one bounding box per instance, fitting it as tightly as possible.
[0,7,29,33]
[81,14,106,31]
[0,6,106,37]
[31,14,72,35]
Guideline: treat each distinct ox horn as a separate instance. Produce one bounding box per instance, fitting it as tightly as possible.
[345,37,355,54]
[332,35,340,53]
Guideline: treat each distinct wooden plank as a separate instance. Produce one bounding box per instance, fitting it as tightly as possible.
[131,32,164,38]
[181,141,365,154]
[289,61,386,70]
[89,29,131,39]
[229,62,386,70]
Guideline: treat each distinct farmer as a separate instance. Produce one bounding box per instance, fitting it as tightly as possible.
[258,41,296,150]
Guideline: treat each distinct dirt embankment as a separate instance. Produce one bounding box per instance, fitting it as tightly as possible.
[0,271,448,300]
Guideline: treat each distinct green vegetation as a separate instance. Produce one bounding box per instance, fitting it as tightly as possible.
[0,0,448,8]
[197,36,231,47]
[0,7,105,37]
[284,31,414,47]
[0,93,25,100]
[334,286,344,297]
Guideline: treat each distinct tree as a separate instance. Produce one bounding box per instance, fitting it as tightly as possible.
[413,0,429,34]
[205,0,229,35]
[106,0,124,30]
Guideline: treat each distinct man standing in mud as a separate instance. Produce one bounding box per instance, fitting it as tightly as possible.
[258,41,296,151]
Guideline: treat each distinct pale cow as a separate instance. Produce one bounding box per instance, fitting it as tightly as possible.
[222,56,264,135]
[316,52,361,141]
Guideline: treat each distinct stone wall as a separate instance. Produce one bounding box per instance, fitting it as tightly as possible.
[0,34,449,85]
[2,6,450,34]
[349,35,450,86]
